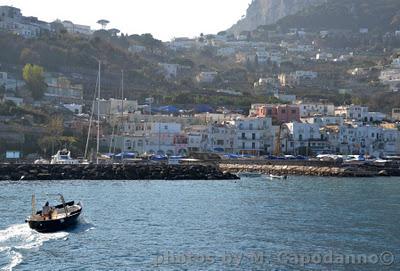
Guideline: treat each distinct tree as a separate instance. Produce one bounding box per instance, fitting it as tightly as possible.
[22,64,47,100]
[108,28,120,37]
[20,48,40,64]
[97,19,110,29]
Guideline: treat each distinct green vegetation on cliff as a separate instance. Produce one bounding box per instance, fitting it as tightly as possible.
[277,0,400,32]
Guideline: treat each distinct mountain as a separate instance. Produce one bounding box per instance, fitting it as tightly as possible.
[228,0,326,35]
[276,0,400,32]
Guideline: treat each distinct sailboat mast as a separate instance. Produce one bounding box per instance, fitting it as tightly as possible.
[121,69,124,118]
[120,69,124,160]
[96,61,101,164]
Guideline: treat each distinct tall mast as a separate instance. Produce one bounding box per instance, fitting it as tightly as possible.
[121,69,124,118]
[121,69,124,160]
[84,65,100,161]
[96,61,101,164]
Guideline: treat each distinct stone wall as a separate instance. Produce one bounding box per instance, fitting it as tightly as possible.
[0,164,238,181]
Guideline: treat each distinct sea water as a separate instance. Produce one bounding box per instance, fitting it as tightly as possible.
[0,177,399,270]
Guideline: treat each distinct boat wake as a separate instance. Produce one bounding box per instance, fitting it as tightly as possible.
[0,223,68,271]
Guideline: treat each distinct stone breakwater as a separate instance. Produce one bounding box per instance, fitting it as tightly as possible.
[0,164,238,181]
[219,164,377,177]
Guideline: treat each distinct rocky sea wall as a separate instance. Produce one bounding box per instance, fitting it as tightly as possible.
[0,164,238,181]
[219,159,400,177]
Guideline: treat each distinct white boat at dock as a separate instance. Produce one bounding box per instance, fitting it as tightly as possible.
[50,150,80,165]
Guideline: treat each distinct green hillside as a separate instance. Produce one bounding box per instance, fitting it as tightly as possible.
[277,0,400,32]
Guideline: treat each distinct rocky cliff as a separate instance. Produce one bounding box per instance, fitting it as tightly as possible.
[228,0,326,35]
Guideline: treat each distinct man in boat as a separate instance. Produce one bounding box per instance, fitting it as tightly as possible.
[42,202,51,220]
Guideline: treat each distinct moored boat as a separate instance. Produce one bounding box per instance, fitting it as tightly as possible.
[50,149,80,165]
[26,194,82,233]
[268,174,288,180]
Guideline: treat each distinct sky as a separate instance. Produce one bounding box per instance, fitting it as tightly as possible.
[2,0,252,40]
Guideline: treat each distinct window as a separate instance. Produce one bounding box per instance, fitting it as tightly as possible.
[249,123,253,130]
[242,133,246,139]
[252,142,256,149]
[252,133,256,140]
[291,110,297,114]
[242,142,245,149]
[281,109,286,114]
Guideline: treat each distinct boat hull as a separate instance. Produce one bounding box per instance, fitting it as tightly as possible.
[28,211,81,233]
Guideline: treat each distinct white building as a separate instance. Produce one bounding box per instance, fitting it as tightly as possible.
[233,117,274,155]
[301,116,344,126]
[113,122,188,156]
[335,105,369,121]
[283,122,328,154]
[158,63,191,80]
[297,103,335,117]
[207,123,236,153]
[168,37,199,51]
[95,99,138,117]
[61,20,92,35]
[158,63,179,79]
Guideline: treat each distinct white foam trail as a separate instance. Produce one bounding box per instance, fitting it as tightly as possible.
[0,224,68,271]
[0,248,22,271]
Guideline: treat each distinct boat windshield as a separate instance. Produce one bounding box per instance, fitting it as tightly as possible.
[60,155,70,160]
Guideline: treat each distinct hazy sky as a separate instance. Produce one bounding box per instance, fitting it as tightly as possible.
[2,0,251,40]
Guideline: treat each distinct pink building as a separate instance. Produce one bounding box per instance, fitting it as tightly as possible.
[256,104,300,123]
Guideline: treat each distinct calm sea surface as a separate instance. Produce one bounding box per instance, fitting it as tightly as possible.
[0,177,399,271]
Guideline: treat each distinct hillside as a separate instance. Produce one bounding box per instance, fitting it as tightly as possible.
[0,31,173,100]
[276,0,400,32]
[228,0,326,35]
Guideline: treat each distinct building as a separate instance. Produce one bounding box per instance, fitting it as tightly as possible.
[283,122,328,155]
[207,123,236,153]
[301,116,344,127]
[112,122,188,156]
[233,117,274,155]
[158,63,191,80]
[45,76,83,103]
[335,105,369,121]
[279,71,318,87]
[94,99,138,117]
[168,37,199,51]
[297,103,335,117]
[0,72,25,92]
[0,6,49,38]
[392,108,400,121]
[253,104,300,124]
[61,20,92,35]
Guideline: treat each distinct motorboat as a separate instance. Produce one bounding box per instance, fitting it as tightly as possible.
[26,194,82,233]
[50,149,80,165]
[268,174,288,180]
